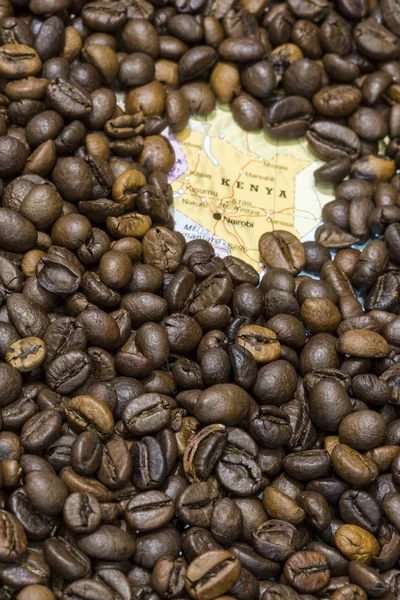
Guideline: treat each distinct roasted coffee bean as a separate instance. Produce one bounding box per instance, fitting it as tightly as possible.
[65,394,114,440]
[308,379,352,432]
[259,230,305,274]
[215,427,263,496]
[20,410,62,453]
[236,325,281,364]
[315,158,352,185]
[185,549,241,599]
[250,405,292,448]
[194,384,251,426]
[47,78,92,120]
[131,435,169,490]
[332,444,379,486]
[177,480,216,528]
[1,0,400,597]
[25,471,68,516]
[283,449,331,481]
[81,2,127,32]
[125,490,174,531]
[338,410,386,451]
[0,509,27,562]
[0,362,22,408]
[307,121,361,162]
[334,524,380,563]
[210,498,243,546]
[6,337,46,372]
[283,550,330,592]
[262,485,305,525]
[63,492,102,533]
[77,524,135,560]
[337,330,389,358]
[0,44,41,79]
[339,489,382,533]
[122,392,171,435]
[97,434,132,489]
[313,85,362,117]
[354,19,400,61]
[133,526,181,569]
[228,541,279,579]
[43,537,91,581]
[253,520,296,561]
[184,423,227,483]
[348,561,388,598]
[264,96,314,139]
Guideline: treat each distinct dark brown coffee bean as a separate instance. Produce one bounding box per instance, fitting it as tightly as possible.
[134,526,181,570]
[62,579,114,600]
[313,85,361,117]
[283,450,331,481]
[283,551,330,592]
[241,60,276,99]
[81,1,127,32]
[44,537,91,581]
[125,490,175,531]
[183,423,227,483]
[25,471,68,516]
[354,19,400,60]
[308,379,352,432]
[0,509,27,562]
[259,230,305,274]
[314,159,352,185]
[194,384,251,426]
[52,157,93,202]
[122,392,172,435]
[339,489,382,534]
[253,520,296,561]
[307,121,361,162]
[264,95,314,139]
[78,524,135,560]
[178,46,218,81]
[121,18,159,56]
[250,405,292,448]
[47,77,92,120]
[180,82,216,115]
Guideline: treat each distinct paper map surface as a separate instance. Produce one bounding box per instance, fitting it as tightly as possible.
[166,103,335,272]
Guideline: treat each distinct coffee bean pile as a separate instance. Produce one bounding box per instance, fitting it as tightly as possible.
[2,1,400,600]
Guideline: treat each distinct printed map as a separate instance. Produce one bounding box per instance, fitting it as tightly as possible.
[167,103,335,271]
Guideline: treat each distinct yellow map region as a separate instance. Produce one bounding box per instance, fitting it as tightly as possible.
[171,104,333,270]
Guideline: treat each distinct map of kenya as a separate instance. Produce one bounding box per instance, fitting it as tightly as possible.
[169,104,333,271]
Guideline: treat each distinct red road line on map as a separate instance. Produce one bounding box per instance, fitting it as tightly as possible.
[173,155,267,266]
[219,220,260,265]
[224,212,269,219]
[189,151,201,176]
[175,181,261,265]
[202,194,260,265]
[173,134,315,268]
[226,207,318,220]
[273,206,317,219]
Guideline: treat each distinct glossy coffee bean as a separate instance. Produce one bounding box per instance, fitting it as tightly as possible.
[0,1,399,598]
